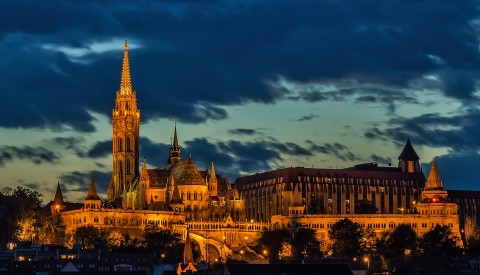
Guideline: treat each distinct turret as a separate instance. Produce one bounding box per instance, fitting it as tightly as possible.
[84,177,101,210]
[398,138,420,172]
[421,158,448,203]
[50,182,66,215]
[208,162,218,197]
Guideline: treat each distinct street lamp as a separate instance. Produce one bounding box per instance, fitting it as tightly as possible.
[363,257,369,270]
[263,250,268,264]
[160,253,165,264]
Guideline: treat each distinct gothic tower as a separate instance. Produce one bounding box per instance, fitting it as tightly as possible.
[108,40,141,202]
[166,123,181,166]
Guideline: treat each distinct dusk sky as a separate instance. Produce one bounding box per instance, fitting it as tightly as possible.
[1,0,480,203]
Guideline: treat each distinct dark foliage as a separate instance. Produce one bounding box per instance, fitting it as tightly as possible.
[328,218,364,257]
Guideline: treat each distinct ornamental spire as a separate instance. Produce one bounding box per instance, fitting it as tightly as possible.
[120,40,132,94]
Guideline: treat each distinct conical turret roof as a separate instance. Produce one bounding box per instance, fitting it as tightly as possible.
[398,138,420,161]
[85,177,100,200]
[425,159,443,190]
[169,177,183,204]
[53,182,64,205]
[209,161,218,183]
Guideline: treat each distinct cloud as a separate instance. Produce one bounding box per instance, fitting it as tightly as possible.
[422,152,480,191]
[295,114,319,122]
[87,140,111,158]
[364,109,480,151]
[228,128,257,135]
[0,0,478,132]
[59,170,111,196]
[0,146,59,166]
[306,140,360,162]
[370,154,393,166]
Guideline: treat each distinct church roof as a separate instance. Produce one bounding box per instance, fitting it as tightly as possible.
[85,177,100,200]
[146,169,170,188]
[398,138,420,161]
[171,158,205,185]
[425,159,443,190]
[217,177,230,196]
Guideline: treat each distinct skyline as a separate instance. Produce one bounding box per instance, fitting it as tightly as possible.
[1,0,480,203]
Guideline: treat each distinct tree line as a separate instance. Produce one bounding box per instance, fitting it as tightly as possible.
[257,218,480,274]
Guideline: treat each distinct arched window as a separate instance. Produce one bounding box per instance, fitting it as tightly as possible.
[126,159,131,175]
[126,136,131,151]
[199,193,202,201]
[181,192,185,201]
[187,192,191,200]
[194,192,197,200]
[117,137,123,151]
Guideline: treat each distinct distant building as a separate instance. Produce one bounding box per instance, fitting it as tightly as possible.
[271,159,461,246]
[236,139,425,222]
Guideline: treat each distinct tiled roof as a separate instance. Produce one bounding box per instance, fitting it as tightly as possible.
[217,176,230,196]
[171,158,205,185]
[146,169,170,187]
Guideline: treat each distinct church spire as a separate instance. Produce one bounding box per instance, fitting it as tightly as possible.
[120,40,132,94]
[425,158,443,190]
[167,123,181,166]
[173,122,179,148]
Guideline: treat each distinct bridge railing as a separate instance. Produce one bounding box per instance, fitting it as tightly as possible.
[173,221,269,232]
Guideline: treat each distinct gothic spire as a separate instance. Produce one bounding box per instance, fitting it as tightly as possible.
[173,122,179,148]
[54,181,64,205]
[85,177,100,200]
[425,158,443,190]
[120,40,132,94]
[167,123,181,166]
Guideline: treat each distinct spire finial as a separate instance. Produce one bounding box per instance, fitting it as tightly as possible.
[173,122,179,147]
[120,40,132,94]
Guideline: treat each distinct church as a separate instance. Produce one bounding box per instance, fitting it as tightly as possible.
[46,41,480,254]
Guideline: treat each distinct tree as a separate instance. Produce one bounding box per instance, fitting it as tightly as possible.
[419,225,460,256]
[258,228,291,262]
[291,228,321,261]
[0,186,43,245]
[328,218,364,258]
[143,224,182,262]
[73,225,108,249]
[378,224,418,259]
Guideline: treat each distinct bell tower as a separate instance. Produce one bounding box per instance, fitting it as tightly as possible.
[108,40,141,202]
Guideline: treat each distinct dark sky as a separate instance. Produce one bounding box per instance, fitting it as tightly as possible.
[1,0,480,202]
